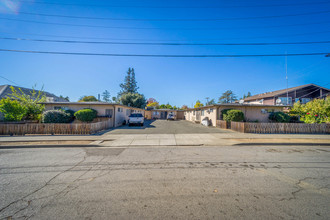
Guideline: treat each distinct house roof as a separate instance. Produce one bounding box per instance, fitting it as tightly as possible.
[39,101,145,111]
[243,84,330,101]
[0,84,69,102]
[184,103,287,111]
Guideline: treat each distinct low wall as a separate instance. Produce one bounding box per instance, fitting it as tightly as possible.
[0,120,112,136]
[230,121,330,134]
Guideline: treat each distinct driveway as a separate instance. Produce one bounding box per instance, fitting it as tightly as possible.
[105,120,230,134]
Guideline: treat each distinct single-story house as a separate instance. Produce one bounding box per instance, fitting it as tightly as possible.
[145,109,185,120]
[184,104,287,126]
[243,84,330,106]
[40,102,145,127]
[0,84,69,102]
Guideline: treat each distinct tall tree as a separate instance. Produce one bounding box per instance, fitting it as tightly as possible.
[120,93,146,108]
[102,90,111,102]
[206,99,216,105]
[218,90,237,103]
[59,95,70,101]
[119,67,139,95]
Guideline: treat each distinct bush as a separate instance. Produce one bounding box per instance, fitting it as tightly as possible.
[221,109,232,119]
[74,108,97,122]
[64,109,75,123]
[269,112,290,123]
[0,98,26,122]
[223,109,244,122]
[42,110,71,123]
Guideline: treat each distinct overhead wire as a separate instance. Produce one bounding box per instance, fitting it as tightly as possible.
[2,37,330,46]
[0,49,328,58]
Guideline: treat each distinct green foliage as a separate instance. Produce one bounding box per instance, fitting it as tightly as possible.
[120,93,146,108]
[119,67,139,95]
[102,90,111,102]
[74,108,97,122]
[64,109,75,123]
[242,92,252,99]
[268,112,290,123]
[194,100,204,108]
[42,110,71,123]
[78,96,98,102]
[59,95,70,101]
[8,86,46,120]
[223,109,244,122]
[289,97,330,123]
[221,109,232,119]
[0,98,26,121]
[206,99,216,105]
[218,90,237,103]
[181,105,188,110]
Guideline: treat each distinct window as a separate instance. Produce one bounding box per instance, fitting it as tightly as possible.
[201,110,204,116]
[153,111,159,116]
[118,107,123,112]
[278,97,292,105]
[126,109,131,116]
[210,108,213,113]
[105,109,113,117]
[301,98,311,104]
[295,98,300,103]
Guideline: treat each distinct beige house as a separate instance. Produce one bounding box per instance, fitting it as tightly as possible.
[41,102,145,127]
[184,104,286,126]
[145,109,184,120]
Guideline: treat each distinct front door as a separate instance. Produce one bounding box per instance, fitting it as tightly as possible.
[196,111,201,121]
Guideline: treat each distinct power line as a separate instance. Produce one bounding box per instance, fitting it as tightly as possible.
[0,49,328,58]
[2,17,330,31]
[2,37,330,46]
[15,10,330,22]
[0,75,20,86]
[1,30,330,42]
[18,1,330,9]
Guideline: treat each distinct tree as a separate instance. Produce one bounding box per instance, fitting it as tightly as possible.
[165,103,173,109]
[78,96,98,102]
[59,95,70,101]
[8,86,46,120]
[0,98,26,121]
[194,100,204,108]
[218,90,237,104]
[147,102,159,108]
[112,97,118,103]
[120,93,146,108]
[102,90,111,102]
[158,104,166,109]
[181,105,188,110]
[119,67,139,96]
[206,99,216,105]
[242,92,252,99]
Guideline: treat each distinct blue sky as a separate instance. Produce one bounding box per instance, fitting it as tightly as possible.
[0,0,329,107]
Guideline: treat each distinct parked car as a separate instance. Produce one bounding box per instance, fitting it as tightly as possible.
[167,113,175,120]
[128,113,144,126]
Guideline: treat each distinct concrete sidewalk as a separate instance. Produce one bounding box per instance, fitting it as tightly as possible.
[1,132,329,147]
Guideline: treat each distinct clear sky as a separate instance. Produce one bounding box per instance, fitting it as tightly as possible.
[0,0,329,107]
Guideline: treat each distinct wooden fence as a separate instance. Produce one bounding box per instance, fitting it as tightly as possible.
[216,120,229,129]
[0,120,112,135]
[230,121,330,134]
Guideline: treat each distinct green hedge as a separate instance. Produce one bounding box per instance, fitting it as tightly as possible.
[74,108,97,122]
[42,110,71,123]
[64,109,75,123]
[223,109,244,122]
[269,112,290,123]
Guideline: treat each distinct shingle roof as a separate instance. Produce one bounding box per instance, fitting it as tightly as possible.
[0,84,69,102]
[243,84,330,101]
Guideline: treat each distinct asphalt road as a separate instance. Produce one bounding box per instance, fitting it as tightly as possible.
[106,120,229,134]
[0,144,329,219]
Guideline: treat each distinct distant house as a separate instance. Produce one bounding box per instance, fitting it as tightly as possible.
[243,84,330,105]
[145,109,184,120]
[0,84,68,102]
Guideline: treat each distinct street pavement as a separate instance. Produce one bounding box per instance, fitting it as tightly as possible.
[0,144,329,219]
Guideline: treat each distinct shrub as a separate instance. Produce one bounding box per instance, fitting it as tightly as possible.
[74,108,97,122]
[221,109,232,119]
[42,110,71,123]
[223,109,244,122]
[64,109,75,123]
[269,112,290,123]
[0,98,26,121]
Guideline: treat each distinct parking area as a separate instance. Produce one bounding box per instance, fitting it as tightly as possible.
[105,120,230,134]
